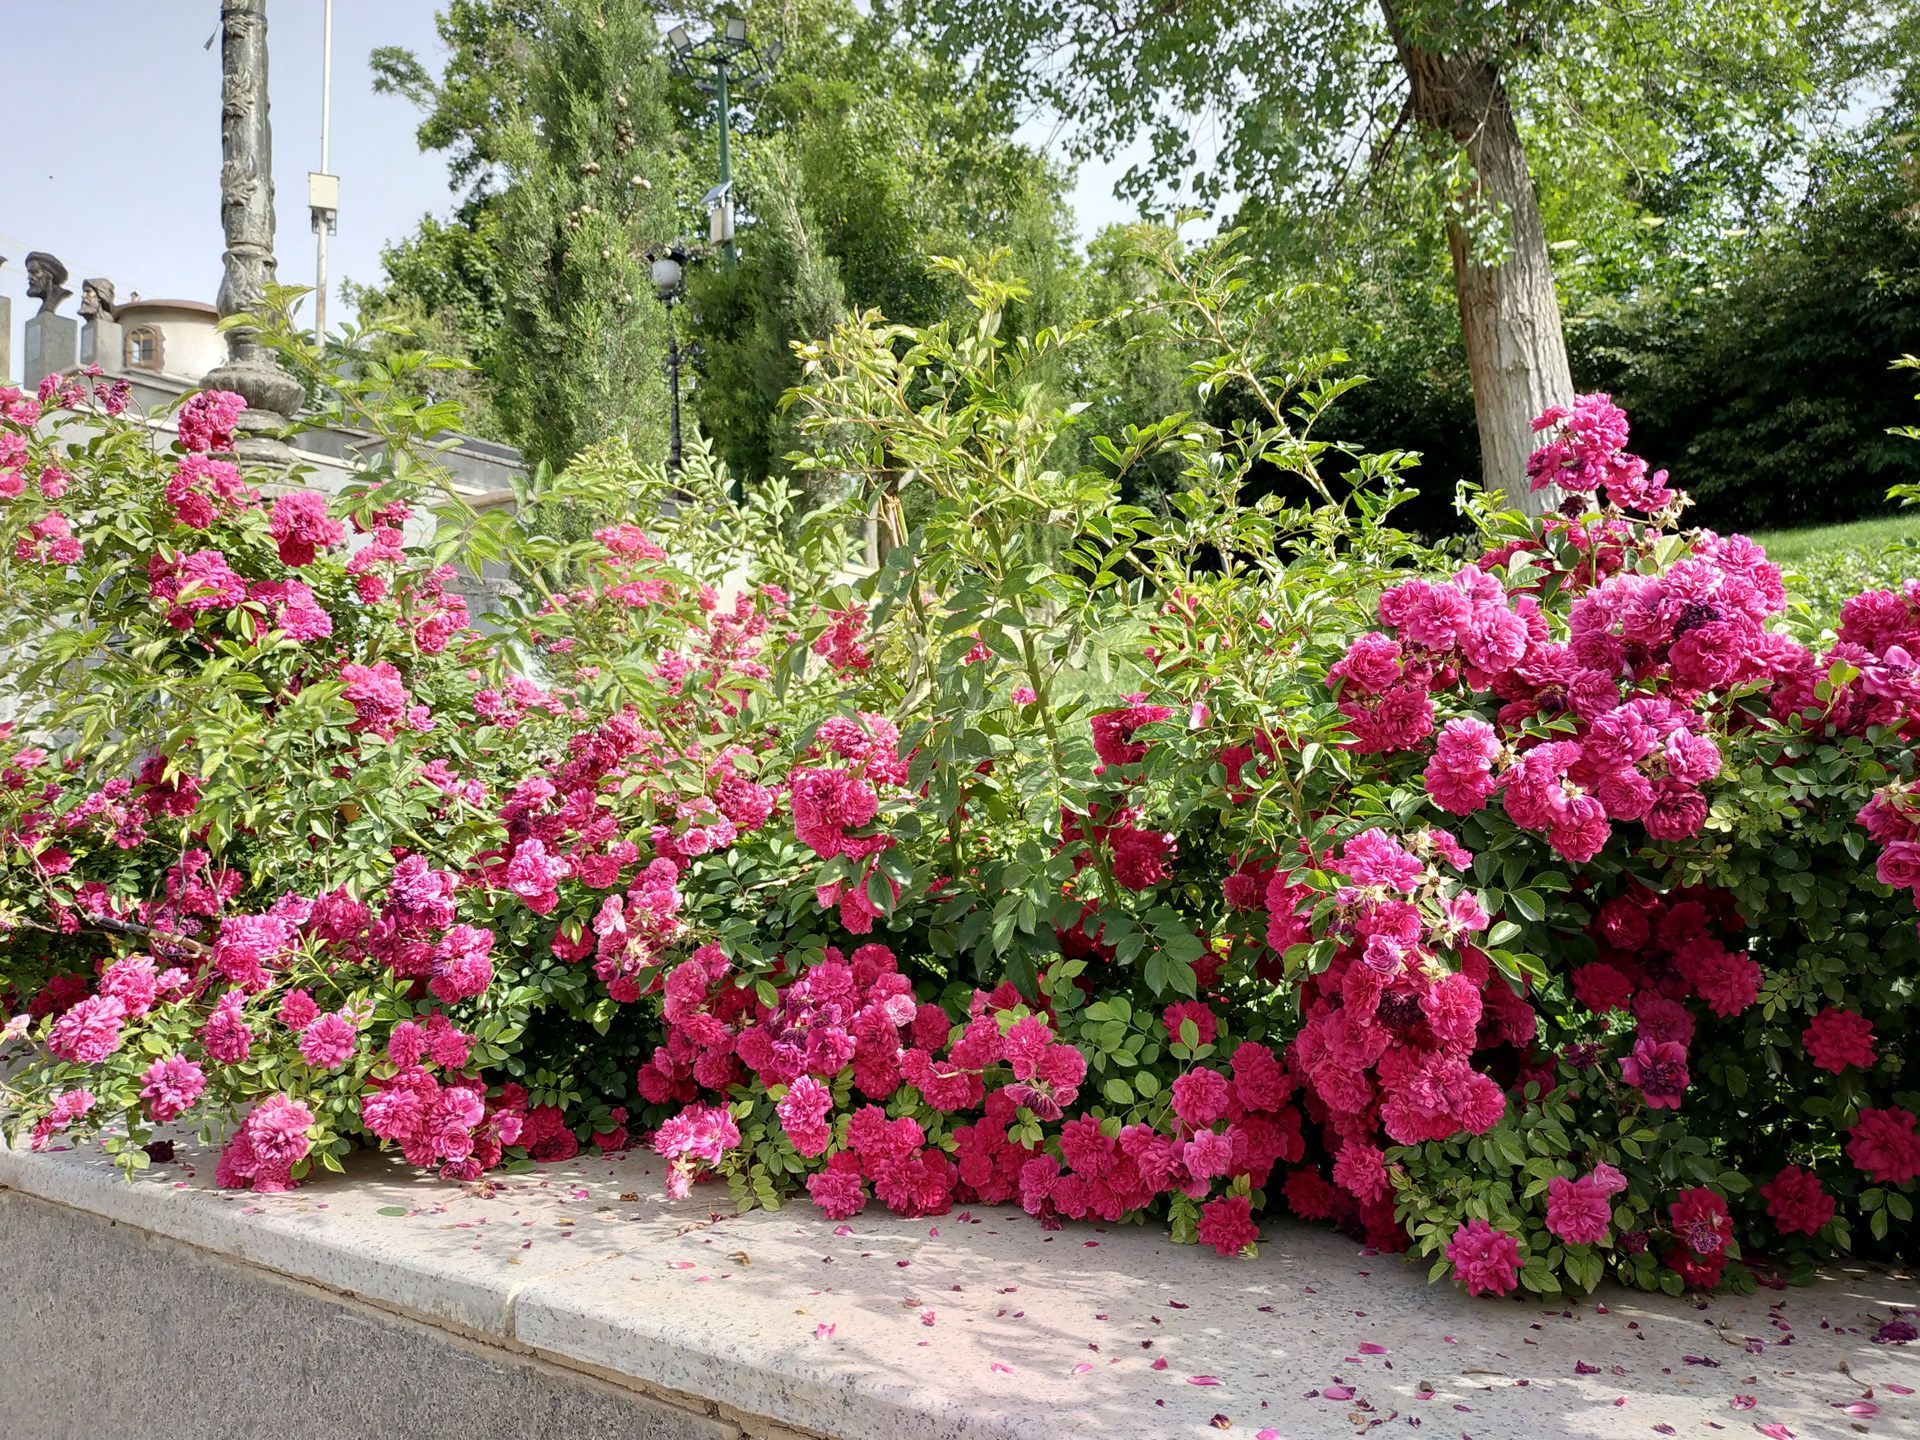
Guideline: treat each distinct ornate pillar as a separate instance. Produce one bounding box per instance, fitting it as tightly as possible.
[202,0,303,460]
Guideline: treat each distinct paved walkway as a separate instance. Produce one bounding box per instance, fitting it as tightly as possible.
[1,1136,1913,1439]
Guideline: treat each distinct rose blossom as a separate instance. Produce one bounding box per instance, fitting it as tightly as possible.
[1760,1165,1835,1236]
[1620,1036,1689,1109]
[298,1011,359,1070]
[1445,1219,1522,1296]
[1196,1194,1259,1256]
[140,1055,207,1122]
[1545,1173,1614,1246]
[1802,1007,1876,1073]
[1848,1107,1920,1185]
[48,994,126,1063]
[246,1095,315,1168]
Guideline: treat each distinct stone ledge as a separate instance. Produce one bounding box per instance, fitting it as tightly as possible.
[0,1187,743,1440]
[1,1137,1914,1440]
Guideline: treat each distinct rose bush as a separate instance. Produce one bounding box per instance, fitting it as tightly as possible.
[2,242,1914,1301]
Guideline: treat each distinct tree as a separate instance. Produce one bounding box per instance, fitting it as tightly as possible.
[338,209,509,441]
[364,0,1078,485]
[370,1,540,205]
[489,3,684,468]
[689,141,847,487]
[1574,96,1920,529]
[362,1,683,469]
[670,0,1080,488]
[908,0,1883,511]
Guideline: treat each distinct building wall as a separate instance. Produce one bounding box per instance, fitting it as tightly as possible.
[110,300,226,382]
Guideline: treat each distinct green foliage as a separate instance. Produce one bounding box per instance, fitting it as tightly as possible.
[688,141,847,489]
[363,0,1080,488]
[912,0,1880,245]
[364,1,686,471]
[675,0,1080,489]
[489,1,684,469]
[1752,515,1920,635]
[7,246,1917,1299]
[1574,109,1920,530]
[339,209,510,441]
[370,0,541,203]
[903,0,1901,525]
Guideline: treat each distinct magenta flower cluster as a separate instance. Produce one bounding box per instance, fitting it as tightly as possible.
[4,378,1916,1307]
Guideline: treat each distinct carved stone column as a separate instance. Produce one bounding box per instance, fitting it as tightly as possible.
[202,0,304,460]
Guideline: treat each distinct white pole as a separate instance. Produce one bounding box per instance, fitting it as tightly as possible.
[314,0,334,341]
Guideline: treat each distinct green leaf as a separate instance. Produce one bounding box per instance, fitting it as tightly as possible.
[1506,889,1545,923]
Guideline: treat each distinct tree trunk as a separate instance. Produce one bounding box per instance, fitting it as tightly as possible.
[1380,2,1572,515]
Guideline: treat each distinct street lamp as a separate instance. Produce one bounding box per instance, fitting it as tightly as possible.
[666,17,782,265]
[308,0,339,342]
[647,243,696,473]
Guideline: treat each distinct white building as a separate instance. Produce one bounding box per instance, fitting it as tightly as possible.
[100,298,227,383]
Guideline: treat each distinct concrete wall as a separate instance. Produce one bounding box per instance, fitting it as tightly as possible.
[105,372,528,503]
[109,299,227,383]
[0,1188,745,1440]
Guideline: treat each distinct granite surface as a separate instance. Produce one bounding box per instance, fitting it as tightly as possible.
[1,1136,1914,1440]
[0,1188,738,1440]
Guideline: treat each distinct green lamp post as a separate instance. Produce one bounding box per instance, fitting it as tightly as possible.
[665,17,782,266]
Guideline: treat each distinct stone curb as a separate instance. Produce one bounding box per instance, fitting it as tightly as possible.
[1,1137,1916,1439]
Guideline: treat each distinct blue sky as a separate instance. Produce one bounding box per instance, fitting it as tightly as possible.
[0,2,448,352]
[0,2,1144,370]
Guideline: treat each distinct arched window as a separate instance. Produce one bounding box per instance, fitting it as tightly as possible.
[125,327,163,370]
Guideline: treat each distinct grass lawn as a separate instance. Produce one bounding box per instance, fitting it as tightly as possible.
[1744,512,1920,633]
[1750,513,1920,568]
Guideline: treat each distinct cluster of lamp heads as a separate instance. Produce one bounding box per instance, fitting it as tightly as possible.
[664,16,784,88]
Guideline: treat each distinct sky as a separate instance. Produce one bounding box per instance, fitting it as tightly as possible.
[0,1,448,357]
[0,1,1145,371]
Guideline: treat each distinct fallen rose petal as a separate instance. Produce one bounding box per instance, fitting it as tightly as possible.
[1072,1363,1093,1375]
[1755,1425,1796,1439]
[813,1323,836,1340]
[1887,1383,1915,1396]
[1188,1375,1223,1386]
[1730,1396,1756,1410]
[1152,1358,1169,1371]
[990,1363,1013,1375]
[1359,1342,1389,1355]
[1576,1361,1602,1375]
[1834,1402,1878,1417]
[1323,1385,1355,1401]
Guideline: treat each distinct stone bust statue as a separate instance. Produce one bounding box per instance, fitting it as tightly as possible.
[79,278,118,322]
[25,252,72,317]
